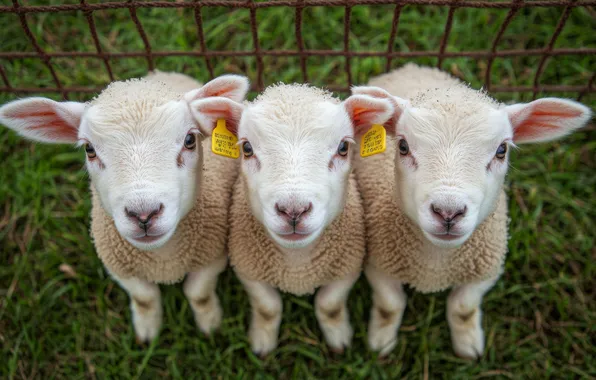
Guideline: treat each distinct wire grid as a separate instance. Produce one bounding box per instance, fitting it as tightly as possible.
[0,0,594,101]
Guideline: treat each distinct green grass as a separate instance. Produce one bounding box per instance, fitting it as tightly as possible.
[0,2,595,378]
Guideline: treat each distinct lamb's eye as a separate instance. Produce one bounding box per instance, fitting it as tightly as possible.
[495,143,507,159]
[398,139,409,155]
[337,140,349,156]
[242,141,254,157]
[184,133,196,150]
[85,143,96,159]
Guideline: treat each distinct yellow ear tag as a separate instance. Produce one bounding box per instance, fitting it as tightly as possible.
[211,119,239,159]
[360,124,386,157]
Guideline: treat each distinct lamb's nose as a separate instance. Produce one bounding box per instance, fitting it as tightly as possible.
[431,204,467,226]
[125,204,164,231]
[275,202,313,227]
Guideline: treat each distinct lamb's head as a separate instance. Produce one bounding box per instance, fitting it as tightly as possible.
[198,84,393,249]
[0,74,249,250]
[353,85,591,248]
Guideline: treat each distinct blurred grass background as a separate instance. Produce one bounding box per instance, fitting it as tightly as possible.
[0,1,594,378]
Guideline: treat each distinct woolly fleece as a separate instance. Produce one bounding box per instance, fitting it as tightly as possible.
[90,72,238,284]
[228,173,366,295]
[356,64,509,293]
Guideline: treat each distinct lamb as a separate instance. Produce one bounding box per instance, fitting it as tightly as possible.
[0,71,249,342]
[352,63,592,358]
[195,83,395,355]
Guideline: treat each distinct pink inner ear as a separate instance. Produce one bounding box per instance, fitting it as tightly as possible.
[352,107,371,127]
[514,101,583,141]
[196,102,240,135]
[4,101,78,141]
[4,102,54,120]
[202,81,239,99]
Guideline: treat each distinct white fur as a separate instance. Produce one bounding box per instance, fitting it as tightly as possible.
[314,272,360,353]
[447,277,497,359]
[110,272,163,343]
[183,255,228,335]
[355,65,591,250]
[354,64,592,357]
[0,74,248,251]
[237,275,283,357]
[364,265,407,356]
[236,84,392,249]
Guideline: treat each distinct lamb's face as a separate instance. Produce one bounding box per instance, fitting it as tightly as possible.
[239,101,355,249]
[353,85,590,250]
[232,85,393,250]
[393,105,511,248]
[80,100,202,250]
[0,74,249,252]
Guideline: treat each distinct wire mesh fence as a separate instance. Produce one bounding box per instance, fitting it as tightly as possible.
[0,0,594,101]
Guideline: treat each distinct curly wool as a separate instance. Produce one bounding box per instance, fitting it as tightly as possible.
[91,133,238,284]
[228,173,366,295]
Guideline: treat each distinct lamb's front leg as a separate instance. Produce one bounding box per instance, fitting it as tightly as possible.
[183,255,227,335]
[111,273,162,343]
[315,272,359,353]
[364,264,407,356]
[237,275,282,357]
[447,276,498,359]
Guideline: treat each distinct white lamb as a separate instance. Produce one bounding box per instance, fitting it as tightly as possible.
[0,71,249,342]
[353,64,592,358]
[196,83,395,355]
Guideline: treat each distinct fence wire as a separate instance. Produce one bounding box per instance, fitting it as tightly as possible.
[0,0,594,100]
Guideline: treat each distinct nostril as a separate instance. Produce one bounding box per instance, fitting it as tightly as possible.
[453,206,467,220]
[431,204,442,217]
[275,203,286,216]
[125,207,138,219]
[304,202,313,215]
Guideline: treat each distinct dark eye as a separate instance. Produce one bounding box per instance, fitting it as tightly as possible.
[184,133,196,150]
[398,139,409,155]
[242,141,254,157]
[337,140,349,156]
[495,143,507,159]
[85,143,96,159]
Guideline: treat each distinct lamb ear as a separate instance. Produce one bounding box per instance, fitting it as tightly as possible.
[504,98,592,144]
[0,97,85,144]
[343,94,395,137]
[190,97,244,136]
[351,86,409,135]
[184,74,250,103]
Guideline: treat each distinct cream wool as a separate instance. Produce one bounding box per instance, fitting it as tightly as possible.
[210,83,395,355]
[0,70,250,342]
[357,140,508,293]
[352,63,591,359]
[228,173,366,295]
[91,138,237,284]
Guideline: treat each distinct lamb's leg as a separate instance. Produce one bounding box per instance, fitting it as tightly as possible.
[447,276,498,359]
[111,273,162,343]
[315,272,359,353]
[183,255,227,335]
[365,264,407,356]
[237,275,282,357]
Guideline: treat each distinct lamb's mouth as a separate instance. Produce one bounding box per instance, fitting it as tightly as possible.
[131,233,167,244]
[276,231,312,241]
[430,233,462,241]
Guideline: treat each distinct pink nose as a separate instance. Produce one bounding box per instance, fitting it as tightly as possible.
[275,202,313,227]
[431,204,467,226]
[125,204,163,232]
